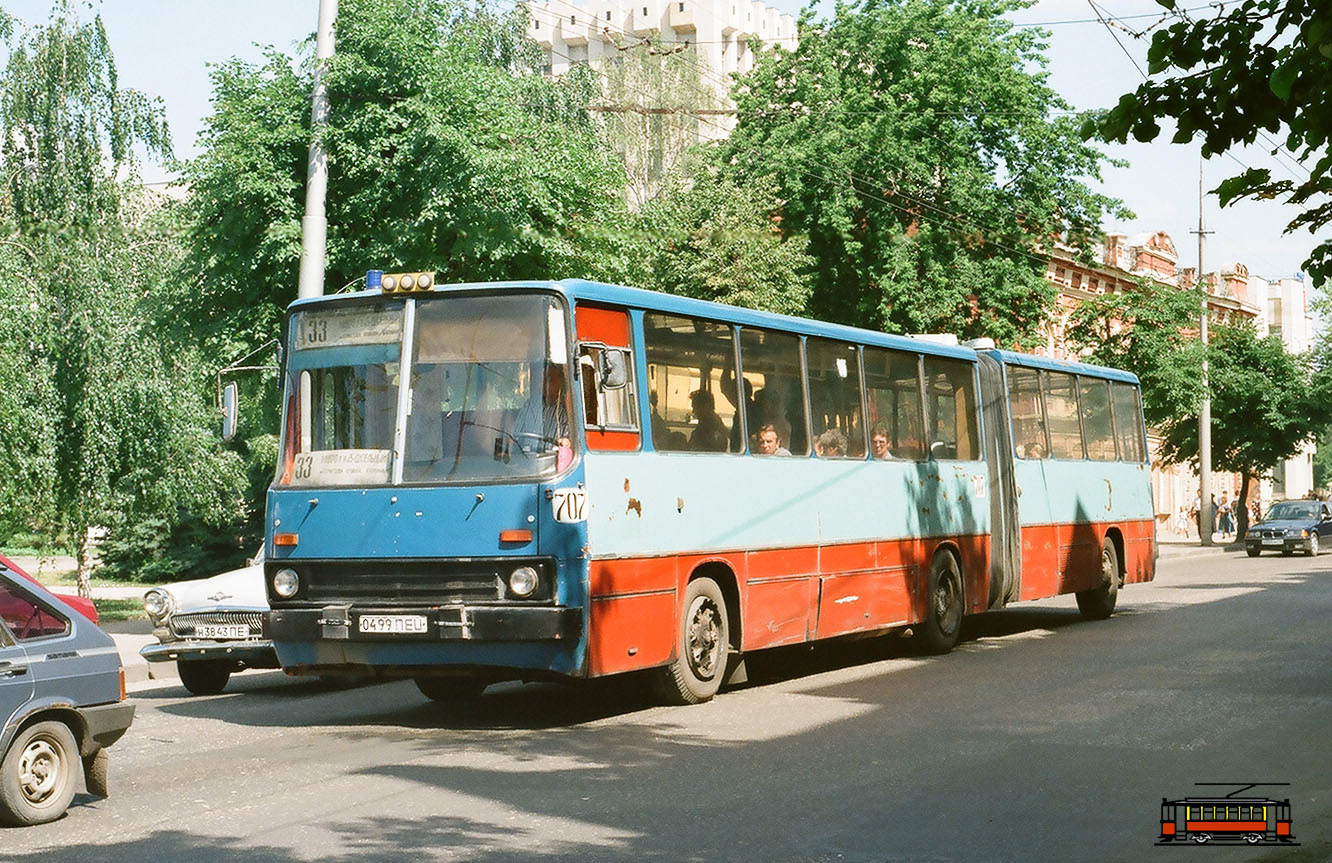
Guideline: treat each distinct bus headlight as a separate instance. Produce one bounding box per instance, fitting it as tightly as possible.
[508,566,540,598]
[273,568,300,598]
[143,588,174,621]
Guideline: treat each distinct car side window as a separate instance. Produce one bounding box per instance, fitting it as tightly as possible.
[0,581,70,642]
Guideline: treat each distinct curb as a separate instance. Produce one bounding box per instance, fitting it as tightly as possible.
[111,632,179,691]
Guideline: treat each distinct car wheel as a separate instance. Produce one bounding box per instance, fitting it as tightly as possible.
[0,720,81,827]
[1246,547,1261,558]
[1308,535,1319,557]
[178,660,233,696]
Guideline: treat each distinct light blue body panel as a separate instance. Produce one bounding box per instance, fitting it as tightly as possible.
[582,451,991,559]
[1013,459,1155,527]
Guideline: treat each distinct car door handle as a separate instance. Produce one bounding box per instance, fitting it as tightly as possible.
[0,662,29,678]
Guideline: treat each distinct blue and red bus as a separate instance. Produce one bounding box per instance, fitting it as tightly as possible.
[262,276,1155,703]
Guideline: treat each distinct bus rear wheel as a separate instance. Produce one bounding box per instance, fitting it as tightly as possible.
[919,551,963,655]
[1076,538,1120,621]
[653,577,729,705]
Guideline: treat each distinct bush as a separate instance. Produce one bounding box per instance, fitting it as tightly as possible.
[96,514,250,583]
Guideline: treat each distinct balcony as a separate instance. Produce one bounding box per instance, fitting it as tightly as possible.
[669,2,695,33]
[629,6,659,35]
[559,17,590,46]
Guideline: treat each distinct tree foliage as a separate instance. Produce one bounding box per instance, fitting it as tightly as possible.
[179,0,629,350]
[1088,0,1332,285]
[1064,277,1202,428]
[720,0,1128,345]
[0,4,246,591]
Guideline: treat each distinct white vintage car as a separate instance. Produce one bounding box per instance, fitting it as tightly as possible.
[140,549,279,695]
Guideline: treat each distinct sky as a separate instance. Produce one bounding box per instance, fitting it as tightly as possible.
[0,0,1320,285]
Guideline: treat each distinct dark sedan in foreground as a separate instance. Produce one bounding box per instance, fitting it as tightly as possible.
[1245,499,1332,557]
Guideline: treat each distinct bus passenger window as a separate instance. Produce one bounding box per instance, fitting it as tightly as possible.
[1007,365,1047,459]
[1043,371,1084,459]
[1111,383,1145,462]
[644,313,740,453]
[922,356,979,461]
[1078,377,1116,460]
[864,346,924,460]
[738,327,808,456]
[807,339,865,458]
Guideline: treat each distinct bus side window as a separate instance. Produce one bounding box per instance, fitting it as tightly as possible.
[1043,371,1084,459]
[864,346,924,460]
[644,313,740,453]
[1078,377,1116,460]
[806,338,865,458]
[922,356,979,460]
[738,327,807,456]
[1111,383,1146,462]
[1007,365,1047,459]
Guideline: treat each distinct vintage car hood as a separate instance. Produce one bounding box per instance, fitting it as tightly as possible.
[154,561,268,614]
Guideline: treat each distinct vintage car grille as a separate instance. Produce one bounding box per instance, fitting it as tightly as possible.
[269,558,553,605]
[171,611,265,638]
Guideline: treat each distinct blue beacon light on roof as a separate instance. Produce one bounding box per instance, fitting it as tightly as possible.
[366,269,384,290]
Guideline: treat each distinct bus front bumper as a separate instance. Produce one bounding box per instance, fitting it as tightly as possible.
[265,604,581,643]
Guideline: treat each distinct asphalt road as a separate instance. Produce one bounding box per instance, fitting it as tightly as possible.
[4,547,1330,863]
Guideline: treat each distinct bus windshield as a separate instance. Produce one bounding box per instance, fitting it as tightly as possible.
[277,293,572,487]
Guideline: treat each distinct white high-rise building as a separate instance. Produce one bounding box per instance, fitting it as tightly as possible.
[523,0,797,139]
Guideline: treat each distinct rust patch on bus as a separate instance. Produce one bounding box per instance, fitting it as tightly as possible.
[626,498,642,517]
[624,478,630,492]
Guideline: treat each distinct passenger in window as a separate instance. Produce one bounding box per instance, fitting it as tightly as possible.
[753,386,792,450]
[688,389,729,452]
[815,428,847,458]
[1023,440,1045,459]
[870,427,894,460]
[649,390,671,445]
[755,424,791,456]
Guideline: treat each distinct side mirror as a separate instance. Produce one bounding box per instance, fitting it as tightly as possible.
[600,349,629,390]
[221,381,239,442]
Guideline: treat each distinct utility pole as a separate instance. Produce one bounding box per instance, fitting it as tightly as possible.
[298,0,338,300]
[1194,157,1214,546]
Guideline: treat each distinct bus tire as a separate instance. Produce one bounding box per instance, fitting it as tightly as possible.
[653,577,729,705]
[919,551,964,655]
[178,660,233,696]
[414,676,487,703]
[1076,538,1119,621]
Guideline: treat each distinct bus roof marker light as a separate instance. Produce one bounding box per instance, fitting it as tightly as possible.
[366,270,384,290]
[382,274,398,292]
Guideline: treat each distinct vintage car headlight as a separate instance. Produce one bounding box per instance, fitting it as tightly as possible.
[143,588,174,621]
[508,566,540,598]
[272,568,300,598]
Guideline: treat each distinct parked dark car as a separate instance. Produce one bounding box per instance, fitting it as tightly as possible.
[1244,500,1332,557]
[0,555,134,826]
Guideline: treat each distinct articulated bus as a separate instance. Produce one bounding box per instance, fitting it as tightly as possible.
[263,276,1155,704]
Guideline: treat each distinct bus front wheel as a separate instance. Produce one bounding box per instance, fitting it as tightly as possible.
[919,552,963,655]
[654,577,729,705]
[1076,539,1120,621]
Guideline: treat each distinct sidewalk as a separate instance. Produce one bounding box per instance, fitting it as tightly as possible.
[1157,531,1243,559]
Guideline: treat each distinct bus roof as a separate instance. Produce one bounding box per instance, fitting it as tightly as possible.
[290,279,982,361]
[984,348,1141,385]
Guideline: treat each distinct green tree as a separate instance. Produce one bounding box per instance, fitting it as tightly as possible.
[1088,0,1332,285]
[721,0,1128,345]
[633,173,813,314]
[1064,278,1202,428]
[0,4,245,593]
[1154,323,1326,538]
[179,0,629,351]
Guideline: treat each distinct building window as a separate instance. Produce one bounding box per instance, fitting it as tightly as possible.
[643,7,648,16]
[606,10,611,18]
[570,14,576,23]
[679,2,685,10]
[534,19,540,29]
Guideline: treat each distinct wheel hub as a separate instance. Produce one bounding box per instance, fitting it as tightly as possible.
[18,740,60,803]
[686,599,722,679]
